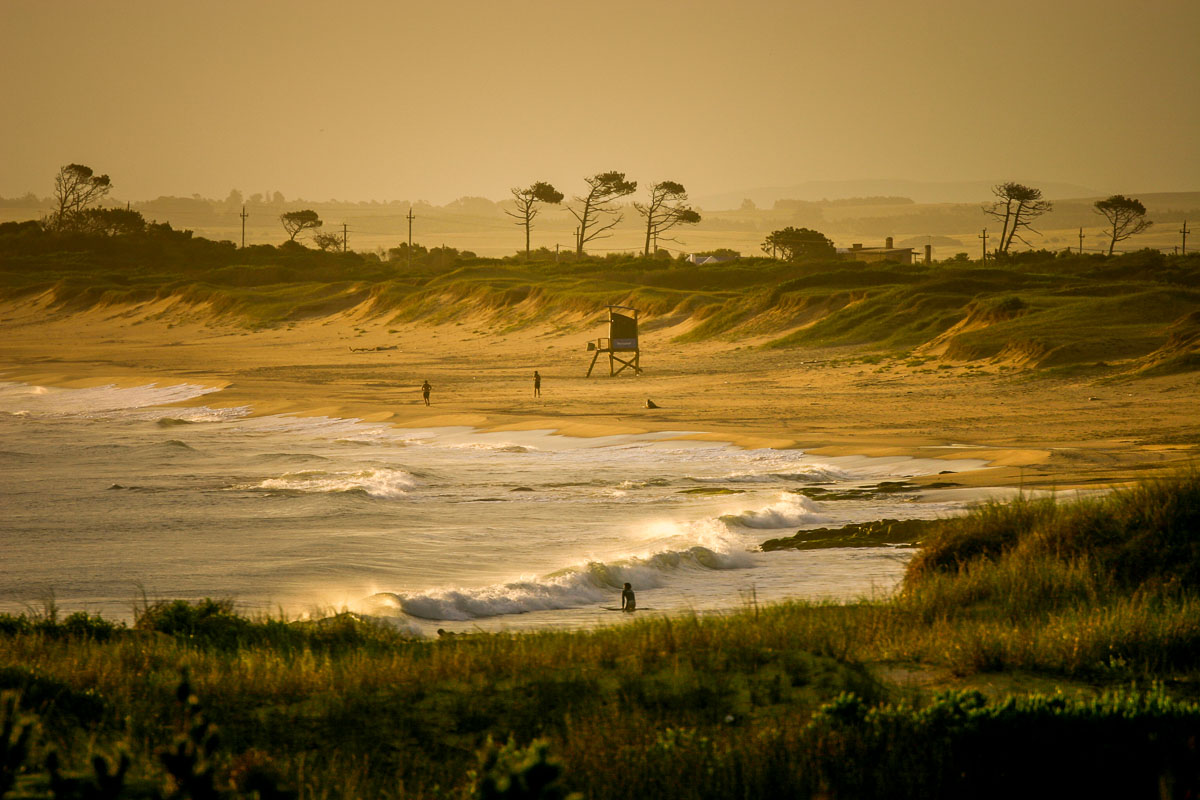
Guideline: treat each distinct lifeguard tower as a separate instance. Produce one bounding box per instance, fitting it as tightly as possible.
[586,305,642,377]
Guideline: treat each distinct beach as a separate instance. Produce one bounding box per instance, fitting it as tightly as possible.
[2,293,1196,489]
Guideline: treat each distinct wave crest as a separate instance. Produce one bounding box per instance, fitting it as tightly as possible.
[361,543,750,621]
[720,493,825,529]
[253,467,416,498]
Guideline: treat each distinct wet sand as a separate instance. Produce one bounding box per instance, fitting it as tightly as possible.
[2,294,1197,490]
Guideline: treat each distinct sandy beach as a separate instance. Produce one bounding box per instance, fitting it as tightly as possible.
[3,294,1197,491]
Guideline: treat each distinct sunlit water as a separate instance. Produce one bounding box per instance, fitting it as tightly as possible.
[0,380,992,636]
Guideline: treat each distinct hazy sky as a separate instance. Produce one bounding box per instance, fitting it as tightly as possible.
[2,0,1197,205]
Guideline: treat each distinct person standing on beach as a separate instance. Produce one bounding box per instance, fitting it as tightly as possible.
[621,582,636,612]
[533,370,541,398]
[421,380,432,406]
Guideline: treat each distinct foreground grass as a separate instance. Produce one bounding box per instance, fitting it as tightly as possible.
[3,473,1200,797]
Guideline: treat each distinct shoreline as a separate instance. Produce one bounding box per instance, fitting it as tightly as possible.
[2,297,1197,491]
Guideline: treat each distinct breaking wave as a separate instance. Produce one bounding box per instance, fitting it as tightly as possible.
[250,467,417,498]
[688,465,850,485]
[719,493,827,529]
[361,543,752,621]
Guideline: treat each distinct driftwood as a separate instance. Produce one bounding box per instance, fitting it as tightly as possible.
[349,345,399,353]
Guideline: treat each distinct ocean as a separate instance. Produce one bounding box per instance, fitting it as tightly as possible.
[0,380,992,635]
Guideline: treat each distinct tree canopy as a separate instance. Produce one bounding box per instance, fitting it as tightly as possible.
[280,209,322,242]
[634,181,701,256]
[1094,194,1152,256]
[51,163,112,231]
[505,181,564,258]
[984,182,1052,254]
[761,227,835,261]
[568,171,637,255]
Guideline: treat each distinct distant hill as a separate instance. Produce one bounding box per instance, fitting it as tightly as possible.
[697,179,1102,210]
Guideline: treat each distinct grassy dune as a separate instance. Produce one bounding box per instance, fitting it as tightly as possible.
[3,223,1199,376]
[2,474,1199,798]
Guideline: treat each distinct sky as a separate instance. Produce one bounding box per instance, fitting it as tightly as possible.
[1,0,1197,205]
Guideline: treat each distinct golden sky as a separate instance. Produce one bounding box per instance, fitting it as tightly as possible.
[2,0,1197,205]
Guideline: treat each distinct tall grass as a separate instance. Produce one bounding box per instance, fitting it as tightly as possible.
[3,473,1199,796]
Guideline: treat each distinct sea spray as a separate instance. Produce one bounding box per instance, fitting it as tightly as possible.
[720,492,827,529]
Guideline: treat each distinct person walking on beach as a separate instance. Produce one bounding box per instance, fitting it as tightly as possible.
[533,370,541,398]
[421,380,432,406]
[621,582,636,612]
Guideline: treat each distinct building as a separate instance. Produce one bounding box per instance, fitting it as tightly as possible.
[837,237,920,265]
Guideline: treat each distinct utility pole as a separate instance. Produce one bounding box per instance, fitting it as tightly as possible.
[406,207,415,269]
[342,222,348,253]
[1181,221,1190,255]
[1078,227,1084,255]
[555,243,560,263]
[240,206,248,249]
[979,228,988,262]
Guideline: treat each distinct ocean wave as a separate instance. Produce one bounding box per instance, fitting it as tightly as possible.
[688,465,850,485]
[360,544,751,621]
[251,467,417,498]
[719,493,826,529]
[617,478,672,489]
[0,381,225,417]
[445,441,533,454]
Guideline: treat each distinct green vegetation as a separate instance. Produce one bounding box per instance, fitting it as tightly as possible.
[1,473,1198,797]
[2,217,1199,374]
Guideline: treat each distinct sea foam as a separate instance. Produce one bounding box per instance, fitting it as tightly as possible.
[253,467,417,498]
[719,492,826,529]
[361,541,752,621]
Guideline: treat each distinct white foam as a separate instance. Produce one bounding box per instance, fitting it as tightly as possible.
[360,539,753,621]
[251,467,417,498]
[720,492,827,529]
[0,381,224,417]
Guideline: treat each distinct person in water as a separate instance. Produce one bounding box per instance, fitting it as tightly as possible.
[621,582,636,612]
[421,380,432,406]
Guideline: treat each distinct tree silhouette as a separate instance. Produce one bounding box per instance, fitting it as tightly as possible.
[505,182,564,259]
[51,163,112,231]
[1094,194,1152,256]
[280,209,322,242]
[761,227,835,261]
[634,181,701,256]
[568,171,637,255]
[984,182,1053,254]
[313,231,344,252]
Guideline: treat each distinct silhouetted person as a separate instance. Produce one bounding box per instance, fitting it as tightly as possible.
[621,582,636,612]
[533,370,541,397]
[421,380,432,406]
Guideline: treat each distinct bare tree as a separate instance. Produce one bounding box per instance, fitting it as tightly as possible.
[280,209,322,243]
[634,181,701,256]
[568,171,637,255]
[983,182,1053,254]
[51,163,112,231]
[1094,194,1152,256]
[505,181,564,258]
